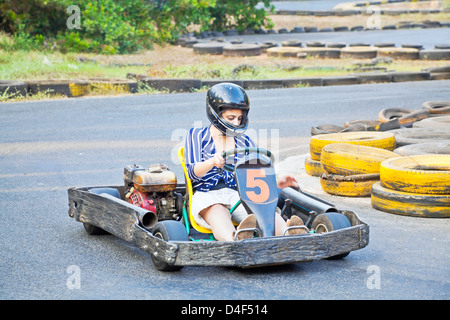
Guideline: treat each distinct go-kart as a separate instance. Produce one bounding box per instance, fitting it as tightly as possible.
[68,147,369,271]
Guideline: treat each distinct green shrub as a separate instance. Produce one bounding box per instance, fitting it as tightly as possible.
[209,0,274,32]
[0,0,274,54]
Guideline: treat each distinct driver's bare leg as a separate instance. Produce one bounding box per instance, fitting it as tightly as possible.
[200,204,236,241]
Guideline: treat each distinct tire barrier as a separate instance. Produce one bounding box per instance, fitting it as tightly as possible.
[421,101,450,115]
[267,47,302,58]
[340,46,377,59]
[377,47,419,60]
[377,108,431,130]
[305,102,450,215]
[223,44,261,57]
[379,108,413,123]
[344,120,381,128]
[306,41,326,48]
[320,143,398,175]
[379,155,450,195]
[281,39,302,47]
[394,142,450,156]
[299,48,341,59]
[309,131,396,161]
[390,128,450,147]
[419,49,450,61]
[305,157,325,177]
[371,182,450,218]
[413,116,450,128]
[311,124,345,136]
[320,172,380,197]
[193,42,226,55]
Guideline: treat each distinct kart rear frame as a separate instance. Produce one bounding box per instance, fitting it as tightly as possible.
[68,185,369,269]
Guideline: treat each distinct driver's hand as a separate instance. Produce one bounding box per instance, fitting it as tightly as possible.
[277,175,299,189]
[210,153,225,168]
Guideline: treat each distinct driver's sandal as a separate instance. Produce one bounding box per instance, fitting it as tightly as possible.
[234,214,261,240]
[284,215,309,236]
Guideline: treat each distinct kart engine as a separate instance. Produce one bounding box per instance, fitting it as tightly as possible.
[124,164,183,224]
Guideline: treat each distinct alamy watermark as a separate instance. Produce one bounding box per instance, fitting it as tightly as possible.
[66,265,81,290]
[366,6,381,30]
[366,265,381,290]
[170,120,281,166]
[67,5,81,30]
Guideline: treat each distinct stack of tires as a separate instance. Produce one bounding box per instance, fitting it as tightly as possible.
[371,155,450,218]
[307,131,397,196]
[371,101,450,218]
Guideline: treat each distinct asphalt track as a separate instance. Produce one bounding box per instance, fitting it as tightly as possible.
[1,80,449,300]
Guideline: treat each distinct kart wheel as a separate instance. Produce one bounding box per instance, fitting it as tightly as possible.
[312,212,351,259]
[151,221,188,271]
[83,223,109,235]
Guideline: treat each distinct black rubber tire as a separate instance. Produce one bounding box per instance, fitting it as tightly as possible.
[281,39,302,47]
[390,128,450,147]
[311,124,344,135]
[371,182,450,218]
[378,108,413,123]
[151,220,188,271]
[311,212,351,259]
[344,120,381,128]
[412,116,450,128]
[83,188,121,235]
[419,49,450,60]
[421,101,450,115]
[223,44,261,57]
[394,141,450,155]
[306,41,325,48]
[193,42,226,55]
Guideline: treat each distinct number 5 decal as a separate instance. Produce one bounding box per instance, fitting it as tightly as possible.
[246,169,270,203]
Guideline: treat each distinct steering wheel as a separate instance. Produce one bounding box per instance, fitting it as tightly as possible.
[221,147,274,172]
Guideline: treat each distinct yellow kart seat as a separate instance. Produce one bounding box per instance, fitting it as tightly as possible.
[177,147,213,234]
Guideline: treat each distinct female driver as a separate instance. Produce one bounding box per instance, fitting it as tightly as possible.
[185,83,304,241]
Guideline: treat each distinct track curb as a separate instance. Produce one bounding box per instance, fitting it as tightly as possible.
[3,70,449,99]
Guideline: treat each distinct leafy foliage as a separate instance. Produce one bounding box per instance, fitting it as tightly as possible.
[209,0,274,32]
[0,0,274,53]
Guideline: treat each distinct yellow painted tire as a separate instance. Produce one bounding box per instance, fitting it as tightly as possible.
[310,131,396,161]
[380,155,450,194]
[320,172,380,197]
[321,143,397,175]
[305,157,324,177]
[371,182,450,218]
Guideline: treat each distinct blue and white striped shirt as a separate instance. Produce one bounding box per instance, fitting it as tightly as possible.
[185,126,257,192]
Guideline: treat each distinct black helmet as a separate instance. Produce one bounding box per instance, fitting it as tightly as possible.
[206,83,249,136]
